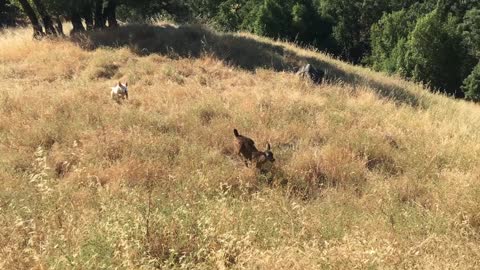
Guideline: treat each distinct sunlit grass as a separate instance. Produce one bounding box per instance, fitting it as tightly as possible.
[1,24,480,269]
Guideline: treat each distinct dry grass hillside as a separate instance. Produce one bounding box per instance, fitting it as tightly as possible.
[1,23,480,269]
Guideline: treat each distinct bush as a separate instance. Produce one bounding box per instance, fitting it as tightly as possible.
[463,62,480,101]
[402,11,472,95]
[369,9,419,73]
[0,0,22,27]
[460,8,480,57]
[253,0,291,38]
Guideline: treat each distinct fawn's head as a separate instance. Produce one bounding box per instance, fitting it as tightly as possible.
[264,143,275,162]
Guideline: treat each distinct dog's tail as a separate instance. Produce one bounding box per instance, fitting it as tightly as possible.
[233,129,240,137]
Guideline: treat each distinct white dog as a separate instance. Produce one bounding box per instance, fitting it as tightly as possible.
[111,81,128,102]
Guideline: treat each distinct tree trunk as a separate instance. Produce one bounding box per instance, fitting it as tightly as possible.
[104,0,118,28]
[17,0,44,38]
[82,2,94,31]
[31,0,57,36]
[70,12,86,34]
[94,0,105,29]
[55,16,64,36]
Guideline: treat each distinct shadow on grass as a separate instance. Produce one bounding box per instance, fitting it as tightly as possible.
[71,24,425,108]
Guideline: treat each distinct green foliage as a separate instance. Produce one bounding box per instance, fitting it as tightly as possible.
[0,0,23,26]
[368,1,479,96]
[463,62,480,101]
[402,11,472,94]
[369,9,418,73]
[214,0,253,32]
[443,0,480,18]
[117,0,191,23]
[460,8,480,57]
[186,0,222,20]
[253,0,291,38]
[209,0,332,49]
[291,0,332,48]
[318,0,396,62]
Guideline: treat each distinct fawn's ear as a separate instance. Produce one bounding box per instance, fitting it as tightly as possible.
[266,143,271,151]
[124,81,128,87]
[117,81,121,86]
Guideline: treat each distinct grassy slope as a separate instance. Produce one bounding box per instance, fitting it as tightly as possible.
[1,24,480,269]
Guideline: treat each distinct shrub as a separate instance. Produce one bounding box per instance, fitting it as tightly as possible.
[402,11,473,95]
[463,62,480,101]
[253,0,291,39]
[369,9,419,73]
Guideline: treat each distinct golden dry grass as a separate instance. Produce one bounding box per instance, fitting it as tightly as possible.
[1,24,480,269]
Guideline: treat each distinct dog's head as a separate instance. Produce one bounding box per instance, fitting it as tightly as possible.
[116,81,128,92]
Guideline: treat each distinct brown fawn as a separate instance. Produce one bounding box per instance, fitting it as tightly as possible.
[233,128,275,170]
